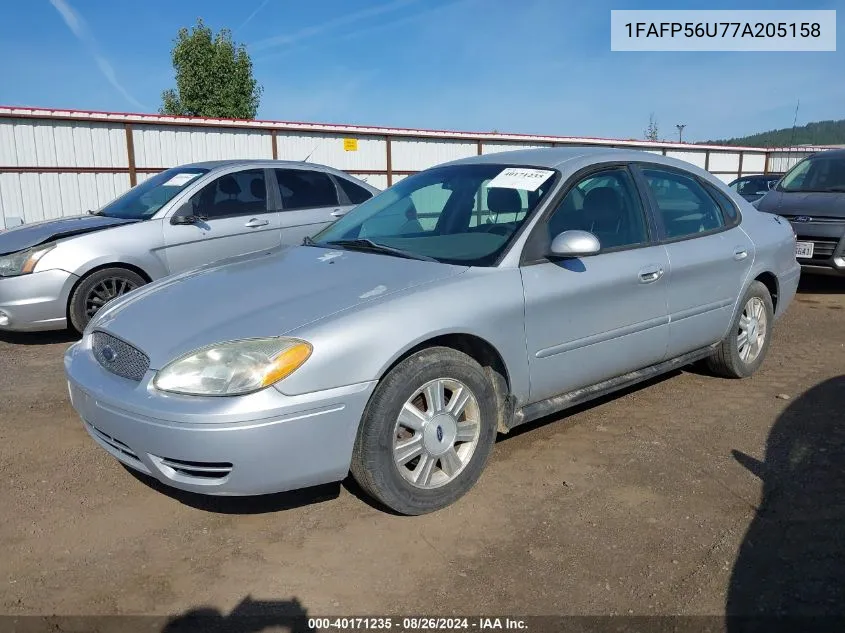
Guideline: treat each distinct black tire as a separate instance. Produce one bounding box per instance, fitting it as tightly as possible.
[706,281,774,379]
[68,267,146,333]
[350,346,499,515]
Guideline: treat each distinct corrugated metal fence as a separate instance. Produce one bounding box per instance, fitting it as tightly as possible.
[0,106,823,229]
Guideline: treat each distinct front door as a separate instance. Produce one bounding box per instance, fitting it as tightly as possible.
[162,168,281,274]
[521,166,670,403]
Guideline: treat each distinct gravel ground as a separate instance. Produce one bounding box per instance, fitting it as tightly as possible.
[0,275,843,625]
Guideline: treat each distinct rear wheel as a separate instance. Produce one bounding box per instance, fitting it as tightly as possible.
[707,281,774,378]
[69,267,146,333]
[351,347,498,515]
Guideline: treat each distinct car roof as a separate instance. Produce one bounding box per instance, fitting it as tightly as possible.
[439,146,714,172]
[808,148,845,159]
[438,146,742,188]
[172,159,380,191]
[180,159,327,170]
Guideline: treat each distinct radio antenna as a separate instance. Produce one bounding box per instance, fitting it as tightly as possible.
[302,145,318,163]
[784,98,800,173]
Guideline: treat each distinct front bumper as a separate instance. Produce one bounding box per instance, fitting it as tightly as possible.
[0,269,78,331]
[789,220,845,275]
[64,339,376,496]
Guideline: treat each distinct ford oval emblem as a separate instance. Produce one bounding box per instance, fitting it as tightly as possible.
[436,425,444,442]
[793,216,812,223]
[101,345,118,363]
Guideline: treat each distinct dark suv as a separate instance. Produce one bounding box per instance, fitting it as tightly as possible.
[755,149,845,276]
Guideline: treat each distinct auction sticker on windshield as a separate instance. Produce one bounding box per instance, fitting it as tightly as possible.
[486,168,554,191]
[163,173,201,187]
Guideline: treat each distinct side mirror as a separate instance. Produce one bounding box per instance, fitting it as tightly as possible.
[548,230,601,258]
[170,203,205,225]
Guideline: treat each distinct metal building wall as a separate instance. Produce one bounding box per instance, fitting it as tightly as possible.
[0,106,816,229]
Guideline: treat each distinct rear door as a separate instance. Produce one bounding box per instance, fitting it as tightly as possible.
[634,165,754,358]
[162,168,281,274]
[272,168,354,244]
[520,165,670,403]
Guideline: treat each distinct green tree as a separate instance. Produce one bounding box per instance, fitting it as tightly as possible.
[644,113,659,142]
[160,19,262,119]
[706,119,845,147]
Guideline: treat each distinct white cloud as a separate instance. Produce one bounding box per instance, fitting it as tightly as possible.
[236,0,271,34]
[48,0,146,110]
[250,0,419,51]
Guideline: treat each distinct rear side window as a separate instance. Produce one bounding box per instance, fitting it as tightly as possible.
[704,181,740,225]
[275,169,339,209]
[337,177,374,204]
[641,168,725,239]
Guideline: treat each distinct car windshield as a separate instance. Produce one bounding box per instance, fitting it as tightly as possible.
[96,167,209,219]
[311,163,559,266]
[777,155,845,193]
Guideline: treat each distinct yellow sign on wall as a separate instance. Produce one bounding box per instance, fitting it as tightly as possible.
[343,138,359,152]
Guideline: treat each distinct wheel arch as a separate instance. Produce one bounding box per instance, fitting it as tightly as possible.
[65,262,153,322]
[753,270,779,314]
[376,332,514,433]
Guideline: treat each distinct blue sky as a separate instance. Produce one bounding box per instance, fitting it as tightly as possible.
[0,0,842,142]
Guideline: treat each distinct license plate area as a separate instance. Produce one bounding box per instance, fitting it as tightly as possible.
[795,241,814,259]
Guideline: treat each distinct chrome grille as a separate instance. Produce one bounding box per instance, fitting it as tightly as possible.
[796,236,839,260]
[91,331,150,382]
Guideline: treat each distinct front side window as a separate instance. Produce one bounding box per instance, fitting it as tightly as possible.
[275,169,339,209]
[642,168,725,239]
[97,167,208,220]
[189,169,267,219]
[778,155,845,193]
[546,168,649,250]
[312,164,559,266]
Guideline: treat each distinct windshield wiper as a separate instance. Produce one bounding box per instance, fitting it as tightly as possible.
[323,239,438,262]
[824,186,845,192]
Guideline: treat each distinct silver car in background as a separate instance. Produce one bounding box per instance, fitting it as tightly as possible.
[0,160,378,332]
[65,147,800,515]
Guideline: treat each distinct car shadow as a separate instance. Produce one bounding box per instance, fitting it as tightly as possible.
[0,328,79,345]
[727,375,845,628]
[797,274,843,295]
[124,466,341,515]
[161,596,315,633]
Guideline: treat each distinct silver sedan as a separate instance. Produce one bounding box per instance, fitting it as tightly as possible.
[65,147,800,514]
[0,160,378,332]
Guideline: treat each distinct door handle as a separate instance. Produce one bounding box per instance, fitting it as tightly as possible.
[244,218,269,228]
[733,247,749,261]
[330,208,348,218]
[638,265,665,284]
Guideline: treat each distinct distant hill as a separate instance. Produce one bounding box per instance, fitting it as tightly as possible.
[707,119,845,147]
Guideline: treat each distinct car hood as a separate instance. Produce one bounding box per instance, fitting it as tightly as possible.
[756,190,845,219]
[0,215,139,255]
[93,246,468,368]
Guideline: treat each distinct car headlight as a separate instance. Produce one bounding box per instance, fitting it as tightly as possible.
[153,337,312,396]
[0,244,55,277]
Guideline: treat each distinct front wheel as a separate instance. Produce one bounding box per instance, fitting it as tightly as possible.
[707,281,774,378]
[68,267,146,333]
[350,347,499,515]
